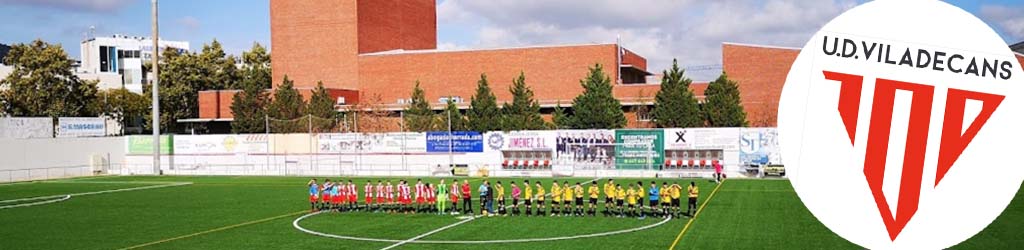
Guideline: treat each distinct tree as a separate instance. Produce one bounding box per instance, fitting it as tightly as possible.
[549,102,572,129]
[267,76,307,133]
[229,72,270,133]
[466,74,500,132]
[501,72,545,131]
[0,40,99,118]
[403,81,436,132]
[704,72,749,127]
[651,59,703,128]
[350,93,392,133]
[306,81,338,132]
[94,89,149,135]
[198,40,239,90]
[443,99,468,131]
[569,64,626,129]
[240,42,271,89]
[145,48,201,132]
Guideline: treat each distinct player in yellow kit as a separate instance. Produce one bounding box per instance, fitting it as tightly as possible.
[615,184,626,217]
[660,182,671,218]
[562,181,573,216]
[627,184,638,218]
[635,181,646,217]
[669,182,683,218]
[495,181,506,216]
[573,182,584,216]
[550,182,561,216]
[687,181,699,217]
[534,182,546,217]
[603,179,615,216]
[523,180,533,216]
[587,181,600,217]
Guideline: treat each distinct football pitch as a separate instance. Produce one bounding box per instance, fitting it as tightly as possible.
[0,176,1020,249]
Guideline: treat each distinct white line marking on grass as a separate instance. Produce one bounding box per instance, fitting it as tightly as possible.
[378,217,477,250]
[0,195,71,209]
[413,216,673,244]
[293,211,673,244]
[0,181,192,209]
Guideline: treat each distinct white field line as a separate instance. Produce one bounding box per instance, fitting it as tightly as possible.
[0,195,71,210]
[0,181,192,209]
[292,210,673,245]
[413,216,672,244]
[378,216,478,250]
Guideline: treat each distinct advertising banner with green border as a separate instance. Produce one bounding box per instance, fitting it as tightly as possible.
[127,135,173,154]
[614,129,664,169]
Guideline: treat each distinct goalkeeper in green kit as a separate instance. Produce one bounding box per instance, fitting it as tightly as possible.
[436,179,449,215]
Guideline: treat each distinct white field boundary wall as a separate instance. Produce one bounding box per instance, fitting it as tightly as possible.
[118,128,782,179]
[0,137,124,183]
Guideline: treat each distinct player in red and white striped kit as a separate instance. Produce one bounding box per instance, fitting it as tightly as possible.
[415,179,426,213]
[426,183,437,214]
[375,180,385,212]
[385,180,395,213]
[364,180,374,212]
[400,180,413,213]
[346,180,357,211]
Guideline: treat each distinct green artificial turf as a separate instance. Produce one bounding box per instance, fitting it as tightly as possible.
[0,176,1019,249]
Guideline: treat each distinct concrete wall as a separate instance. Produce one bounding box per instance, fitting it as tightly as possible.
[0,137,124,182]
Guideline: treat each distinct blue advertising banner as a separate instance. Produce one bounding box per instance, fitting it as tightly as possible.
[426,131,484,152]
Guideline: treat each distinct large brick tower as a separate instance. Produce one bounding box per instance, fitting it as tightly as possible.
[269,0,437,90]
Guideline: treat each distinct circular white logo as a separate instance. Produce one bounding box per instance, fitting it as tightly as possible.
[779,0,1024,249]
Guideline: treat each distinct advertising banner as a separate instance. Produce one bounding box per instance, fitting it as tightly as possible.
[555,129,615,167]
[739,128,780,165]
[126,135,173,154]
[425,131,483,153]
[56,117,106,138]
[174,134,268,154]
[0,117,53,139]
[664,128,740,150]
[484,130,556,152]
[614,129,664,169]
[318,133,426,153]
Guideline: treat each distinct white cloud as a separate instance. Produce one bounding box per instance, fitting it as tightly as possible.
[980,5,1024,42]
[178,16,201,32]
[0,0,133,13]
[438,0,856,81]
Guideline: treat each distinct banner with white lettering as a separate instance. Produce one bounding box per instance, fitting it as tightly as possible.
[56,117,106,138]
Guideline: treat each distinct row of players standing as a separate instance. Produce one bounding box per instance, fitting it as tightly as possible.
[307,178,700,219]
[555,132,615,165]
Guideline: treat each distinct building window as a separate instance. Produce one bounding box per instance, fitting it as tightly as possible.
[99,46,109,72]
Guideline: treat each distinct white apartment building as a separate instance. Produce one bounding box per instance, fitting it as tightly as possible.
[78,34,189,93]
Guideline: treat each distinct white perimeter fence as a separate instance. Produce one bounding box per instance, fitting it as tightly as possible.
[2,128,782,183]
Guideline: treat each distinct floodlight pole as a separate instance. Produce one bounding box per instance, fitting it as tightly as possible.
[150,0,161,175]
[447,106,453,170]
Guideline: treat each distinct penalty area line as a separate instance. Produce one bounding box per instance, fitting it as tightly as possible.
[117,210,307,250]
[668,179,725,250]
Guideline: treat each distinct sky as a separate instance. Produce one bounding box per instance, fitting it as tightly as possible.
[0,0,1021,81]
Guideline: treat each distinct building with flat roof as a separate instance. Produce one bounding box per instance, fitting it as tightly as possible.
[193,1,1024,131]
[196,0,669,131]
[78,34,189,93]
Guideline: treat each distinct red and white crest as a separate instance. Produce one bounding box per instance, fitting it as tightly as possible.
[779,0,1024,249]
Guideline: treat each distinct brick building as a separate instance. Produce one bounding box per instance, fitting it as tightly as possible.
[192,0,1024,131]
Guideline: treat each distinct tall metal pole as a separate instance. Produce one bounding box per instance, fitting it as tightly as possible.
[150,0,161,175]
[447,106,453,169]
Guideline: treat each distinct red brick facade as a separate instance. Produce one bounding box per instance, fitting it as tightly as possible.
[270,0,360,91]
[722,43,799,127]
[358,44,624,105]
[357,0,436,54]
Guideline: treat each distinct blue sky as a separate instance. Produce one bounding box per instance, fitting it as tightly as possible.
[1,0,1021,81]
